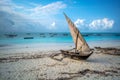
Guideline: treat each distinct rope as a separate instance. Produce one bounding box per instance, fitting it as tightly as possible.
[75,30,79,53]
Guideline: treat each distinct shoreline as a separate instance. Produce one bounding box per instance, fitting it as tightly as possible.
[0,40,120,55]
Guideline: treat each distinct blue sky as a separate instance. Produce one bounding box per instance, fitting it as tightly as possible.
[0,0,120,33]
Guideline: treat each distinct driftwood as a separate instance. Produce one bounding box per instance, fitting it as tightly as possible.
[95,47,120,55]
[60,68,120,79]
[50,53,65,61]
[0,54,48,63]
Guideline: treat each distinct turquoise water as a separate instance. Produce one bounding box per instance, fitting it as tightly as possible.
[0,33,120,45]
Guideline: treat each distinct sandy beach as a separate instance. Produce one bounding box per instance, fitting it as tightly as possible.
[0,0,120,79]
[0,43,120,80]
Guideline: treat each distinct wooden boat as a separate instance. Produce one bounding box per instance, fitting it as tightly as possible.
[24,37,34,39]
[5,34,17,38]
[60,50,93,60]
[60,13,93,60]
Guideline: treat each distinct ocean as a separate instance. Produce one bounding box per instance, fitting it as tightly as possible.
[0,33,120,44]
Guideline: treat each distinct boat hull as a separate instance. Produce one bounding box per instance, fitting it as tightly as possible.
[60,50,93,60]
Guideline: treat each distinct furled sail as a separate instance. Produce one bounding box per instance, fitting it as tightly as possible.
[64,13,90,52]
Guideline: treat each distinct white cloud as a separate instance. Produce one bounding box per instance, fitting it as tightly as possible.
[89,18,114,30]
[51,22,56,27]
[27,1,66,30]
[48,22,56,29]
[74,19,85,27]
[74,18,114,30]
[30,1,66,16]
[0,0,66,32]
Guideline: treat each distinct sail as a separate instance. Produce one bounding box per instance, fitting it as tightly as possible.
[64,13,90,52]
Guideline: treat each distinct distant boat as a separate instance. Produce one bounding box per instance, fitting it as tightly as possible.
[26,33,31,35]
[63,33,69,36]
[49,33,58,37]
[82,34,89,37]
[24,37,34,39]
[4,34,17,38]
[49,33,57,35]
[60,13,93,60]
[40,33,45,35]
[115,34,120,36]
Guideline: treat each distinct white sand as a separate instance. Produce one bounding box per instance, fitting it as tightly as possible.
[0,51,120,80]
[0,42,120,80]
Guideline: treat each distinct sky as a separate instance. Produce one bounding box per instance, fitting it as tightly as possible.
[0,0,120,33]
